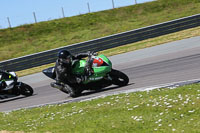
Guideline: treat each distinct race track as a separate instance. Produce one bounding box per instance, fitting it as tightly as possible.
[1,36,200,112]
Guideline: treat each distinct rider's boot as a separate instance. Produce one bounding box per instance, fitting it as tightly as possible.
[51,81,63,90]
[51,81,69,94]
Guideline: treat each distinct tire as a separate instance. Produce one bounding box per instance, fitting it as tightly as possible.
[20,83,34,96]
[12,87,21,96]
[110,69,129,87]
[65,84,83,98]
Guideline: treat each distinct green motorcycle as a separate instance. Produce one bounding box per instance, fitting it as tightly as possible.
[43,54,129,97]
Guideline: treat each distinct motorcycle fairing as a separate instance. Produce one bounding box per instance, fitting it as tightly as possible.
[72,54,112,84]
[92,56,103,67]
[43,54,113,84]
[42,67,56,79]
[0,71,18,91]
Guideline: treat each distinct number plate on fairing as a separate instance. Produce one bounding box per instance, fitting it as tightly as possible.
[89,76,103,81]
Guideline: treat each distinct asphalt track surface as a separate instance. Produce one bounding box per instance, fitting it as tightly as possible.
[1,36,200,112]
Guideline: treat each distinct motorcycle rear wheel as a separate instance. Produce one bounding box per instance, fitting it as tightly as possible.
[65,84,83,98]
[110,69,129,87]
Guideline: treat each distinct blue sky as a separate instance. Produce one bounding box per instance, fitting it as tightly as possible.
[0,0,152,29]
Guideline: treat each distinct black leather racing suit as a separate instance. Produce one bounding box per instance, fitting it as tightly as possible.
[55,52,92,84]
[0,70,9,91]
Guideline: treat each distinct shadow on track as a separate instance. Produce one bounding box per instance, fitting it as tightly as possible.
[0,94,36,103]
[81,83,134,97]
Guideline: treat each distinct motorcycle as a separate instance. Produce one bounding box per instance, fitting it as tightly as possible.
[43,53,129,97]
[0,71,34,98]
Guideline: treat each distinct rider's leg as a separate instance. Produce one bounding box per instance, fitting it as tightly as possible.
[0,81,6,91]
[0,81,2,92]
[51,70,64,89]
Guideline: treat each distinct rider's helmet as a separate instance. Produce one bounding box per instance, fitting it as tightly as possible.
[58,50,72,65]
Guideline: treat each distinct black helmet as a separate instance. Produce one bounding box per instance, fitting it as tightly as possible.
[58,50,72,65]
[58,50,71,59]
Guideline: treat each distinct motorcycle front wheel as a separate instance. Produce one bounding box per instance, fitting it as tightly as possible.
[110,69,129,87]
[20,83,34,96]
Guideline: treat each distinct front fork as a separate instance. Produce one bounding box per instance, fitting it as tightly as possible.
[105,74,113,81]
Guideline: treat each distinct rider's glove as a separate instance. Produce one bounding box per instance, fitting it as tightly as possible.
[87,51,92,56]
[0,69,9,73]
[0,69,6,73]
[93,52,98,56]
[87,51,98,56]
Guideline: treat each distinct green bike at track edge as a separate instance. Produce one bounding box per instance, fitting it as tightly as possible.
[43,53,129,97]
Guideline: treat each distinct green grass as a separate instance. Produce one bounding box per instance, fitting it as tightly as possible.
[0,83,200,132]
[0,0,200,62]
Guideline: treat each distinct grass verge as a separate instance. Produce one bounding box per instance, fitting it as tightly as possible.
[0,83,199,132]
[16,26,200,77]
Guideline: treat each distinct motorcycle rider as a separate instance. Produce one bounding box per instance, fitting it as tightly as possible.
[52,50,95,89]
[0,69,11,91]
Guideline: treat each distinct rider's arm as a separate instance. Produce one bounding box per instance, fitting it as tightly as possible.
[73,51,91,60]
[0,69,7,73]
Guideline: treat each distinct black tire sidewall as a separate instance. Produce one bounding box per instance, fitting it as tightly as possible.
[65,84,82,98]
[20,83,33,96]
[110,69,129,86]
